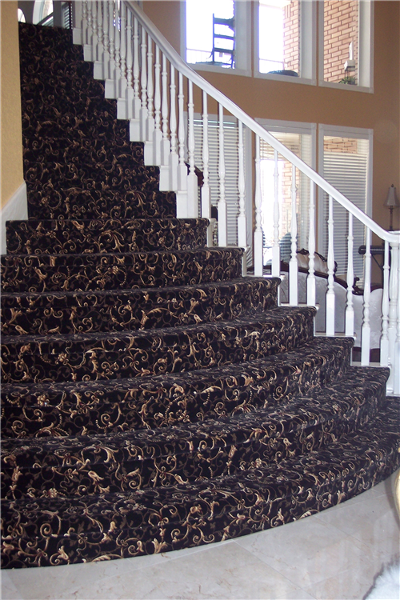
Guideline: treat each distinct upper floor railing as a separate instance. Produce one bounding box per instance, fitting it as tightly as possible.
[71,0,400,394]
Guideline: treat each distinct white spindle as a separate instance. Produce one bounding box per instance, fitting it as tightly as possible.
[84,0,93,60]
[152,45,162,165]
[254,135,263,276]
[218,103,227,247]
[326,195,336,335]
[307,182,316,307]
[114,0,121,69]
[289,165,298,306]
[140,26,148,142]
[101,1,110,80]
[345,213,354,337]
[81,1,88,46]
[146,33,154,142]
[96,1,103,62]
[176,72,188,215]
[380,240,390,367]
[361,228,372,365]
[395,250,400,393]
[187,80,198,218]
[238,121,247,251]
[160,54,170,167]
[132,17,140,119]
[72,0,83,45]
[105,0,116,97]
[201,92,212,245]
[168,65,178,192]
[387,242,399,393]
[124,8,133,119]
[272,149,280,277]
[119,2,127,98]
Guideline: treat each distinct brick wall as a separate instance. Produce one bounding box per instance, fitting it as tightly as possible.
[283,1,300,74]
[324,0,359,84]
[324,136,358,154]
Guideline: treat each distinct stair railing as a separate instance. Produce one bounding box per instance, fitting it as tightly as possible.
[71,1,400,394]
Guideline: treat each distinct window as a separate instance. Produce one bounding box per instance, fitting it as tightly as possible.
[319,0,373,90]
[183,0,251,74]
[256,0,316,82]
[319,126,372,281]
[257,120,316,265]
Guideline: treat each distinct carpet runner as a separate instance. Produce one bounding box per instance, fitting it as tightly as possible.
[1,23,399,569]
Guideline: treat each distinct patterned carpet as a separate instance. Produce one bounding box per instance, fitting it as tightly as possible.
[1,24,399,569]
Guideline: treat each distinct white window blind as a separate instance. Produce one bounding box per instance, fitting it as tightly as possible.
[322,137,369,280]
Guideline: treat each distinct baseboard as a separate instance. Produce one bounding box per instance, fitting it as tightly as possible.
[0,182,28,254]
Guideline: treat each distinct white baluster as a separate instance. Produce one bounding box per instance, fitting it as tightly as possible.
[361,228,372,365]
[152,45,162,165]
[160,54,170,167]
[118,2,127,99]
[168,65,178,192]
[271,149,280,277]
[80,1,88,45]
[187,81,198,218]
[101,0,110,80]
[124,7,133,118]
[105,1,116,98]
[218,103,227,247]
[91,2,98,61]
[72,0,83,45]
[93,1,104,78]
[345,213,354,337]
[238,121,247,274]
[83,0,93,61]
[146,33,154,140]
[306,182,316,307]
[254,135,263,276]
[144,33,155,163]
[380,240,390,367]
[129,16,141,140]
[139,25,148,142]
[387,241,399,393]
[176,71,188,217]
[395,247,400,394]
[326,195,336,335]
[201,92,212,246]
[289,165,298,306]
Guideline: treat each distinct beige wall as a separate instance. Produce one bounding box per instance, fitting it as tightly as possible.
[1,0,23,209]
[143,0,400,232]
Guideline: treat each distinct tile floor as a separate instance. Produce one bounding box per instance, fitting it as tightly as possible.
[2,470,399,600]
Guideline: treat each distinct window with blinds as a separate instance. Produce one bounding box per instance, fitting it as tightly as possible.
[321,136,370,281]
[259,131,312,264]
[193,117,250,248]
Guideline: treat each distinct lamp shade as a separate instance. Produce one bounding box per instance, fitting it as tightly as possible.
[384,185,399,208]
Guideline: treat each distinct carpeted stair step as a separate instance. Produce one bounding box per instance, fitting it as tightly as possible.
[2,397,399,568]
[0,247,243,294]
[1,278,279,336]
[5,218,208,255]
[1,306,315,384]
[1,337,353,438]
[1,367,389,501]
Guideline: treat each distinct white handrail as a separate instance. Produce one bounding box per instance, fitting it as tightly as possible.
[124,0,398,245]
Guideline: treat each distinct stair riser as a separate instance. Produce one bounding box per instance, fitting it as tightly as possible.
[1,338,353,438]
[1,279,278,336]
[1,309,315,384]
[26,187,176,221]
[2,379,386,501]
[6,219,208,256]
[2,404,399,568]
[1,248,243,294]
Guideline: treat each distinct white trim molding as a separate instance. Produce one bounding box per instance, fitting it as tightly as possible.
[0,182,28,254]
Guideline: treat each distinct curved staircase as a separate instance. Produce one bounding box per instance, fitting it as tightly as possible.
[1,24,399,569]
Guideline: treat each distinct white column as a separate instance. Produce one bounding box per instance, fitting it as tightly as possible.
[72,0,83,45]
[289,165,298,306]
[218,103,227,247]
[187,81,198,218]
[254,135,263,276]
[306,182,316,307]
[176,72,188,216]
[201,92,212,246]
[168,65,178,192]
[380,240,390,367]
[326,195,335,335]
[361,227,371,365]
[238,121,247,275]
[271,149,280,277]
[129,16,141,140]
[144,33,155,164]
[345,213,355,337]
[139,26,148,142]
[152,45,162,165]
